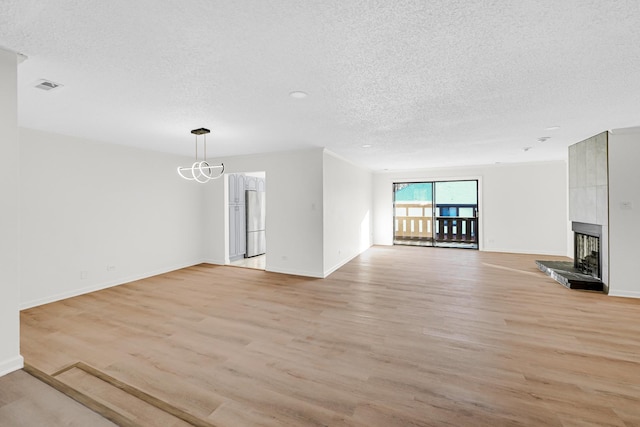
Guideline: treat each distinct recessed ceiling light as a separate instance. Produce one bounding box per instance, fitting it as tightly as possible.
[537,136,550,142]
[289,91,308,99]
[545,126,560,131]
[362,144,372,148]
[524,146,532,152]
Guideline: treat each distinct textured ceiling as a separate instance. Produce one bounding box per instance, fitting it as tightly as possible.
[2,1,640,171]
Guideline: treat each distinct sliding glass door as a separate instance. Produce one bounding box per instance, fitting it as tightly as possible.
[393,180,478,249]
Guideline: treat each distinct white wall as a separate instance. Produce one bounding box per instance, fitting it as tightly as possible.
[204,148,325,277]
[20,128,205,308]
[322,150,373,276]
[0,48,23,376]
[607,129,640,298]
[373,161,568,256]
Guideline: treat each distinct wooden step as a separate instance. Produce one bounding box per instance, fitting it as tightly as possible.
[24,362,217,427]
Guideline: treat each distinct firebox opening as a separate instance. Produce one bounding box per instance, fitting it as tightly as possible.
[575,233,599,278]
[572,222,602,280]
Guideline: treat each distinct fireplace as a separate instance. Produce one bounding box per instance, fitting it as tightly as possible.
[535,221,604,291]
[572,222,602,279]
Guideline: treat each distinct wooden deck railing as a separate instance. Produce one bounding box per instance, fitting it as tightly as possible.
[434,217,477,242]
[395,203,477,243]
[394,203,433,240]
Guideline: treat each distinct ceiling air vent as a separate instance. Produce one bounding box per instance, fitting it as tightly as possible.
[33,79,63,91]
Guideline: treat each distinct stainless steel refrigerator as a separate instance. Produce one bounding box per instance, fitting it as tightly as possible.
[246,190,266,257]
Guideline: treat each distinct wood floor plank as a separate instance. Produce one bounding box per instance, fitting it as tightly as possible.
[20,246,640,426]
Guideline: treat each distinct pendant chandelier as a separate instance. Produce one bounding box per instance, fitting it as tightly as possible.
[177,128,224,183]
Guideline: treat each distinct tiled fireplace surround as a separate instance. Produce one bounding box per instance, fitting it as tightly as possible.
[568,131,609,291]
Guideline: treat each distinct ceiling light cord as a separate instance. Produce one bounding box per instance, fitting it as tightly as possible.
[177,128,224,183]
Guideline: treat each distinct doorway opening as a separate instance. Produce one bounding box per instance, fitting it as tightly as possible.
[227,171,266,270]
[393,180,478,249]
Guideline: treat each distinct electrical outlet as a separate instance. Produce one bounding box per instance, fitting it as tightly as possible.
[107,265,116,271]
[80,271,88,279]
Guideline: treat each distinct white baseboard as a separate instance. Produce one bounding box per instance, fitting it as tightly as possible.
[608,289,640,299]
[208,256,325,278]
[0,355,24,377]
[20,260,206,310]
[266,267,324,279]
[481,247,568,257]
[201,258,225,265]
[323,250,364,278]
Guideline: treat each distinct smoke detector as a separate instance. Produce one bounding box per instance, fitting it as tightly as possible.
[33,79,63,91]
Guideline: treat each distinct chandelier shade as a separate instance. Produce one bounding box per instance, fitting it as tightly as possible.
[177,128,224,183]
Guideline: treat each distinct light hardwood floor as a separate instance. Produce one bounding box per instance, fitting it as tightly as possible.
[20,246,640,426]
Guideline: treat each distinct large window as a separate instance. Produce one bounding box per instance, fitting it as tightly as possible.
[393,180,478,249]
